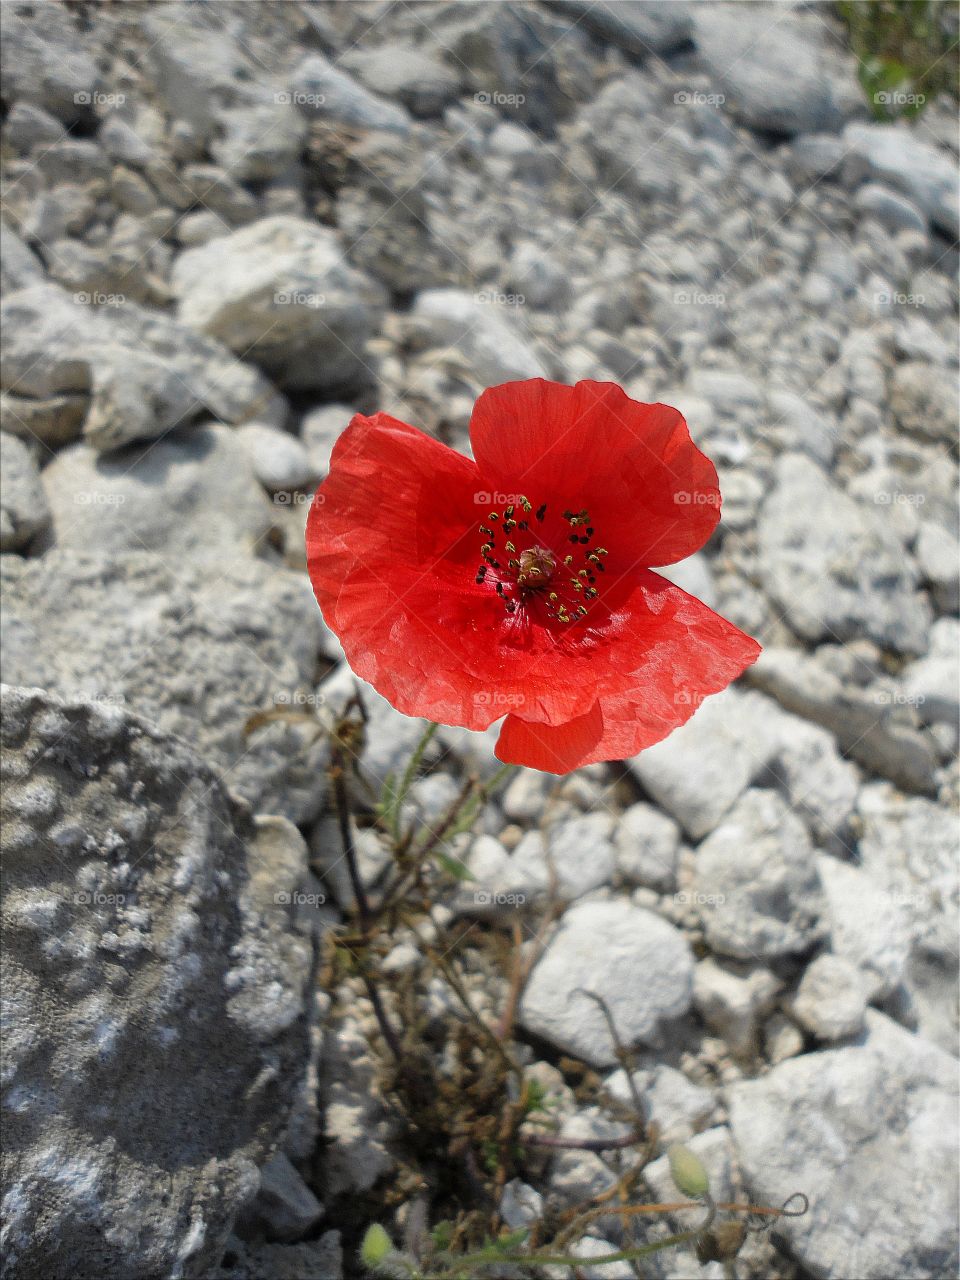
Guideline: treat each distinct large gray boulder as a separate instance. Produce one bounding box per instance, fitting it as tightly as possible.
[728,1012,958,1278]
[0,551,328,823]
[0,685,317,1280]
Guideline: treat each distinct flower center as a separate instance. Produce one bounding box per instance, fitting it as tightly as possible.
[474,498,607,625]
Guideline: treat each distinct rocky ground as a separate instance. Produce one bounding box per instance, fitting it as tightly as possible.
[1,2,958,1279]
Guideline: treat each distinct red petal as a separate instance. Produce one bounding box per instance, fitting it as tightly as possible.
[495,702,605,773]
[307,413,603,728]
[469,379,720,567]
[492,572,760,772]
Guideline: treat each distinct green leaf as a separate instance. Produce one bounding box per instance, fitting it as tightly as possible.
[434,851,476,882]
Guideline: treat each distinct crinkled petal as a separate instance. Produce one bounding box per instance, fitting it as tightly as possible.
[495,702,605,773]
[469,378,720,567]
[492,571,760,772]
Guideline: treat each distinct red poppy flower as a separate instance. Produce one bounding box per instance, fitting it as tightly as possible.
[306,379,760,774]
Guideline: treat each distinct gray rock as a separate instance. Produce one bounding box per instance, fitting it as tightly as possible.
[141,7,256,142]
[235,423,316,494]
[0,225,46,293]
[0,283,285,450]
[902,618,959,727]
[3,102,67,151]
[747,646,939,795]
[628,689,783,841]
[693,789,824,961]
[98,115,157,169]
[545,0,693,56]
[319,1020,395,1195]
[499,1179,544,1230]
[854,182,927,234]
[234,1152,323,1243]
[857,783,958,965]
[785,133,848,183]
[816,854,912,1000]
[341,46,461,118]
[757,453,930,654]
[765,389,838,467]
[0,433,49,551]
[728,1012,958,1279]
[291,53,411,133]
[0,5,100,121]
[501,768,555,823]
[693,958,781,1058]
[39,425,274,559]
[510,813,617,902]
[690,4,861,136]
[215,1232,342,1280]
[844,122,959,237]
[0,551,327,823]
[519,898,695,1067]
[890,361,959,446]
[547,1107,632,1204]
[211,103,307,183]
[427,1,592,136]
[688,369,764,418]
[614,802,681,891]
[605,1064,718,1143]
[505,241,572,310]
[299,404,351,477]
[911,517,957,616]
[0,391,86,449]
[764,1011,805,1064]
[792,954,868,1041]
[412,289,546,385]
[172,217,384,393]
[772,715,859,856]
[0,685,316,1280]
